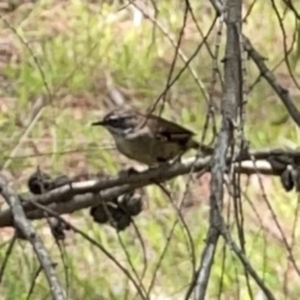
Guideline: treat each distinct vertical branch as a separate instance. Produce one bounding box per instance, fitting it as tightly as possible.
[189,0,242,299]
[0,175,66,300]
[201,9,224,144]
[231,7,253,297]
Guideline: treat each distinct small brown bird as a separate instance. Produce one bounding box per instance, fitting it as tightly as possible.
[92,107,213,166]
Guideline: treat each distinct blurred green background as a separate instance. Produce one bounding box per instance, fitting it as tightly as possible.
[0,1,300,299]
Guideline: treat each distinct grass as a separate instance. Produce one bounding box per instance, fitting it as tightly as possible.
[0,0,300,299]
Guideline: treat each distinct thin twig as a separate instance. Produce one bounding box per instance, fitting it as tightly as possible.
[210,0,300,128]
[0,234,17,283]
[0,175,66,300]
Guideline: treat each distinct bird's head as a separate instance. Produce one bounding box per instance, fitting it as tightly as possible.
[92,108,140,136]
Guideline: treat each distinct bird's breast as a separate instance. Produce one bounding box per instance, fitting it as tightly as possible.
[111,133,190,165]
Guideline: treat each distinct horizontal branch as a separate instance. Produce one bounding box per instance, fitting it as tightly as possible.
[0,147,297,228]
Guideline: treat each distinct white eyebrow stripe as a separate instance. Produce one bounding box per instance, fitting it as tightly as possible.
[107,115,119,120]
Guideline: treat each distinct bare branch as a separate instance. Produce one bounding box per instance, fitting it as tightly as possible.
[220,225,275,299]
[0,175,66,300]
[0,145,298,228]
[192,0,242,298]
[210,0,300,128]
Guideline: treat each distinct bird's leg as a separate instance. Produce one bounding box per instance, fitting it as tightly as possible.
[173,151,185,164]
[118,166,140,178]
[173,155,182,163]
[156,154,178,168]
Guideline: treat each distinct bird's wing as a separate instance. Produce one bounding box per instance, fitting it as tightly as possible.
[145,114,195,144]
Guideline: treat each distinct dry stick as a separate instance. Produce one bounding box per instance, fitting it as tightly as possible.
[247,55,284,95]
[217,194,232,300]
[22,200,147,299]
[143,3,219,230]
[116,233,149,300]
[0,151,294,228]
[204,1,300,298]
[57,242,70,300]
[156,2,190,114]
[168,14,220,290]
[103,193,149,300]
[243,0,259,22]
[1,21,101,170]
[0,234,17,283]
[131,220,148,300]
[2,144,115,161]
[192,0,242,299]
[283,0,300,20]
[26,265,43,300]
[47,218,71,300]
[204,13,223,139]
[191,1,274,299]
[0,14,53,171]
[0,175,66,300]
[210,0,300,128]
[219,225,275,300]
[0,160,275,227]
[283,193,300,296]
[237,0,300,292]
[252,161,300,277]
[133,2,210,105]
[270,0,299,91]
[244,37,300,126]
[188,6,220,141]
[156,15,217,284]
[1,97,45,170]
[188,5,224,87]
[145,173,207,297]
[231,13,254,298]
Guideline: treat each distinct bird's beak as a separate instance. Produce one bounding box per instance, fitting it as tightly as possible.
[91,120,106,127]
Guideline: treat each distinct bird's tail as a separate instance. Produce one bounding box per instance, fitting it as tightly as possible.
[189,139,214,156]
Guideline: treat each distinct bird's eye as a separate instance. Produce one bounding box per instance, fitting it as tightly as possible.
[106,116,127,128]
[107,118,118,125]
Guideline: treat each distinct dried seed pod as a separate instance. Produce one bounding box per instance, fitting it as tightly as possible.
[107,206,132,231]
[280,168,294,192]
[28,169,70,195]
[90,204,110,224]
[119,192,143,216]
[48,218,71,241]
[28,170,52,195]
